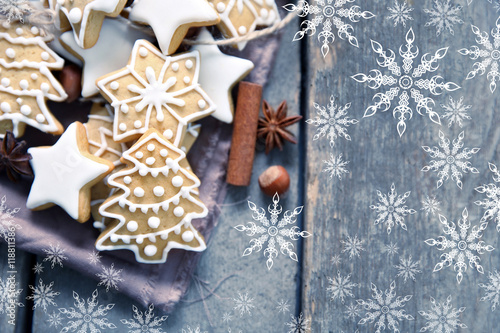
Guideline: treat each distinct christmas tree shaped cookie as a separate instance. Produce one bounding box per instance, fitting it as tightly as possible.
[97,39,215,146]
[0,21,67,138]
[96,128,208,263]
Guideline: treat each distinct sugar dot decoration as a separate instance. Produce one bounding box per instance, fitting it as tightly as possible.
[36,114,45,123]
[198,100,206,109]
[1,102,11,113]
[119,123,127,131]
[144,245,157,256]
[31,73,38,80]
[183,76,190,84]
[238,26,247,35]
[19,80,28,90]
[68,8,82,23]
[173,206,184,217]
[40,83,50,92]
[146,157,155,165]
[139,47,148,57]
[135,151,144,159]
[185,60,193,69]
[120,104,129,113]
[153,186,164,197]
[110,81,119,90]
[134,120,142,128]
[182,230,194,243]
[163,129,173,139]
[148,217,160,229]
[172,176,183,187]
[16,28,23,35]
[171,62,179,72]
[124,176,132,184]
[1,78,9,87]
[134,187,145,197]
[127,220,138,232]
[147,143,155,151]
[31,26,39,35]
[41,52,49,61]
[5,48,15,59]
[217,3,225,12]
[20,105,31,116]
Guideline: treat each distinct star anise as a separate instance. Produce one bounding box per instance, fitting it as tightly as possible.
[0,131,33,182]
[257,100,302,154]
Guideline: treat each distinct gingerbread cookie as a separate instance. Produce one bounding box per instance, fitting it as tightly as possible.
[27,122,114,222]
[97,39,215,146]
[0,21,67,138]
[96,128,207,263]
[128,0,220,55]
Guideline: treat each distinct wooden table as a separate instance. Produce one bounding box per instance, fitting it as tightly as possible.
[2,1,500,332]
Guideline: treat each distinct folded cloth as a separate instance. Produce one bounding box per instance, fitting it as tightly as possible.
[0,4,286,312]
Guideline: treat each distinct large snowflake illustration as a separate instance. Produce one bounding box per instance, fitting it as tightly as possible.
[341,233,365,259]
[423,0,464,36]
[323,154,349,180]
[0,277,24,314]
[357,281,414,333]
[418,296,467,332]
[232,291,255,317]
[235,193,311,270]
[479,270,500,311]
[386,0,413,27]
[285,312,310,333]
[283,0,375,57]
[370,183,416,234]
[42,242,68,269]
[421,130,480,189]
[58,289,116,332]
[421,195,441,216]
[96,263,124,292]
[0,195,21,240]
[120,304,168,333]
[441,96,472,128]
[475,162,500,232]
[352,28,460,137]
[326,270,358,303]
[458,16,500,93]
[425,208,494,284]
[26,278,60,312]
[394,255,422,283]
[306,95,358,147]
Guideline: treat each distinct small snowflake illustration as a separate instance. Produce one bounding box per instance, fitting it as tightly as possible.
[87,251,102,266]
[96,263,124,292]
[479,270,500,311]
[232,291,255,317]
[26,278,60,312]
[423,0,464,36]
[58,289,116,332]
[475,162,500,231]
[459,15,500,93]
[370,183,416,234]
[383,242,399,257]
[345,303,361,319]
[283,0,375,57]
[386,0,414,27]
[323,154,350,180]
[181,325,207,333]
[277,299,291,314]
[421,195,441,216]
[285,312,310,333]
[0,195,21,241]
[440,96,472,128]
[421,130,480,189]
[341,233,365,259]
[357,281,414,333]
[327,270,358,303]
[331,254,342,266]
[425,207,494,284]
[394,255,422,283]
[43,242,68,269]
[32,262,44,275]
[222,311,233,323]
[120,304,168,333]
[47,311,62,328]
[306,95,358,147]
[466,0,493,4]
[0,277,24,314]
[352,28,460,137]
[419,295,467,332]
[235,193,311,270]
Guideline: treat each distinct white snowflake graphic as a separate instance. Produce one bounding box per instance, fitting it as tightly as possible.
[425,207,494,284]
[440,96,472,128]
[283,0,375,57]
[323,154,350,180]
[352,28,460,137]
[475,162,500,232]
[120,304,168,333]
[327,270,358,303]
[96,263,124,292]
[386,0,414,27]
[370,183,416,234]
[286,312,310,333]
[421,130,480,189]
[277,299,291,314]
[423,0,464,36]
[421,195,441,216]
[418,296,467,332]
[466,0,493,4]
[32,262,44,275]
[48,311,62,328]
[479,270,500,311]
[306,95,358,147]
[331,254,342,265]
[235,193,312,270]
[26,278,60,312]
[0,195,21,241]
[341,233,365,259]
[458,16,500,93]
[181,325,207,333]
[357,281,414,333]
[232,291,255,317]
[42,242,68,269]
[59,289,116,332]
[87,251,102,266]
[394,255,422,283]
[383,242,399,257]
[0,277,24,314]
[345,303,361,319]
[222,311,233,323]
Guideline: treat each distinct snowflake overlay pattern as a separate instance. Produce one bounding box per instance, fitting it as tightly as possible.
[32,262,44,275]
[235,193,312,270]
[277,299,291,313]
[87,251,102,266]
[386,0,414,27]
[26,278,60,312]
[479,270,500,311]
[421,195,441,216]
[421,130,480,189]
[96,263,123,292]
[323,154,349,180]
[418,296,467,332]
[441,96,472,128]
[475,162,500,231]
[424,208,494,284]
[48,311,62,328]
[341,233,365,259]
[306,95,358,147]
[327,270,358,303]
[232,291,255,317]
[0,195,20,241]
[394,255,422,283]
[352,28,460,137]
[357,281,414,333]
[370,183,416,234]
[424,0,464,36]
[120,304,168,333]
[283,0,375,57]
[458,16,500,93]
[0,277,24,314]
[58,289,116,332]
[383,242,399,257]
[286,312,310,333]
[43,242,68,269]
[345,303,361,319]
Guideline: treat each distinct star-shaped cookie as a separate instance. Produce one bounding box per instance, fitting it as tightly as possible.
[129,0,220,55]
[27,122,114,222]
[192,29,254,123]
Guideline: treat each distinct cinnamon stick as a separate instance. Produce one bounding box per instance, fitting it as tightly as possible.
[226,82,262,186]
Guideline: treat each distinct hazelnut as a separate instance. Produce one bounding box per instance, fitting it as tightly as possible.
[258,165,290,196]
[60,64,82,103]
